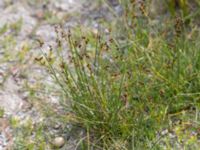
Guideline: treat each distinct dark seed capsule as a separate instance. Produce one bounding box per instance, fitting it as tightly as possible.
[36,39,44,47]
[35,56,43,61]
[74,41,78,47]
[49,45,53,51]
[47,57,52,62]
[60,62,65,69]
[68,29,71,38]
[82,36,86,39]
[109,38,114,43]
[85,54,90,59]
[61,31,66,38]
[78,44,82,48]
[85,39,89,44]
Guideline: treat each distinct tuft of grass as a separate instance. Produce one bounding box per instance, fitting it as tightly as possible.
[38,0,200,149]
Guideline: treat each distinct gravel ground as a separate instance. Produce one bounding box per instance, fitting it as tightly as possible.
[0,0,101,149]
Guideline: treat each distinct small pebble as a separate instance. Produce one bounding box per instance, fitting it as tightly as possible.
[54,123,61,130]
[53,137,65,148]
[161,129,168,135]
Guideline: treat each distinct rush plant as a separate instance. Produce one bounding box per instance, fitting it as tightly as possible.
[39,0,200,149]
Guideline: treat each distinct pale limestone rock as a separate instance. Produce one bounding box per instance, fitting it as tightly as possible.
[53,137,65,148]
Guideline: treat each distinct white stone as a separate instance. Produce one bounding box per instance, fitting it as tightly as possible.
[53,137,65,148]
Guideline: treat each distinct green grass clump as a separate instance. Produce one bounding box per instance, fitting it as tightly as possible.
[0,107,4,118]
[39,1,200,149]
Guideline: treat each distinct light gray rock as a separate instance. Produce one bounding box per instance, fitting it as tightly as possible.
[36,25,56,43]
[0,77,23,115]
[53,0,84,12]
[53,137,65,148]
